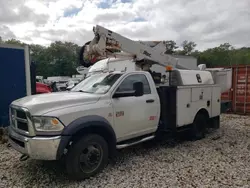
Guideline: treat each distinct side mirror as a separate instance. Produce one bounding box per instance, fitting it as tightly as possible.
[133,81,144,97]
[113,81,144,98]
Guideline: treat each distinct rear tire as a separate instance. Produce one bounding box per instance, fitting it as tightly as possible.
[65,134,109,180]
[212,116,220,129]
[189,113,208,140]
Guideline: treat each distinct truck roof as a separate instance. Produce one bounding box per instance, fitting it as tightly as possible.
[88,58,134,74]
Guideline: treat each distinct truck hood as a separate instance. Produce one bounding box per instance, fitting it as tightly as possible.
[11,91,100,115]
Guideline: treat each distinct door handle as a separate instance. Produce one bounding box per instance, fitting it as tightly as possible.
[146,99,155,103]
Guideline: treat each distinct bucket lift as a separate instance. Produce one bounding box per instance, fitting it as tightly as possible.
[79,25,232,93]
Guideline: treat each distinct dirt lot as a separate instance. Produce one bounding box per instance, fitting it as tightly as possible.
[1,114,250,188]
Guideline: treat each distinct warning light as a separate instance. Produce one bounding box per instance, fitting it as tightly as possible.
[166,66,172,71]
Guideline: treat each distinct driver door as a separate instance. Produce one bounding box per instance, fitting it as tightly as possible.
[112,73,159,141]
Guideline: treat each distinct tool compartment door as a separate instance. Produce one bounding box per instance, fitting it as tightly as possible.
[211,86,221,117]
[176,87,192,127]
[177,86,213,127]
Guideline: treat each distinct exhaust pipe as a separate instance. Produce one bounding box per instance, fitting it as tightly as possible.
[20,154,29,161]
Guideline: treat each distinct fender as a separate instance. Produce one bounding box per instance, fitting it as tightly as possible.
[56,115,116,159]
[195,108,210,120]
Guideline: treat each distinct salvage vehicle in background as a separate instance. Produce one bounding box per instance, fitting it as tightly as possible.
[36,82,52,94]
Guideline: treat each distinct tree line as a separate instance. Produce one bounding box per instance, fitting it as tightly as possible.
[164,40,250,68]
[0,37,250,77]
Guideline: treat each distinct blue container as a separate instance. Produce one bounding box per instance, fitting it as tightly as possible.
[0,44,31,127]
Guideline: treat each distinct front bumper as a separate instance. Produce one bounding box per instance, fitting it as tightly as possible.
[8,127,61,160]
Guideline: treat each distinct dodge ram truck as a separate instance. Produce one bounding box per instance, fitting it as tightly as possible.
[8,66,220,180]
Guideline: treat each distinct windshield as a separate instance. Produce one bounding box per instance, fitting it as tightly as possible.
[71,73,122,94]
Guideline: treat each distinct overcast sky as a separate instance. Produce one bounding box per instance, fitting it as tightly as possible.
[0,0,249,51]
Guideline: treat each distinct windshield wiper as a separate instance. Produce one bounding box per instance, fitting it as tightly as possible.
[78,90,93,93]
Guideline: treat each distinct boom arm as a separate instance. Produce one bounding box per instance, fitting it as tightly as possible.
[79,25,233,93]
[82,25,192,69]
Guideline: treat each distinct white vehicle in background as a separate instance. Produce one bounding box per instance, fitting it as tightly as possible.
[36,76,44,83]
[66,77,82,90]
[8,25,232,180]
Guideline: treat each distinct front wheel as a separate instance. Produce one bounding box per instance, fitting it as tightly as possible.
[65,134,109,180]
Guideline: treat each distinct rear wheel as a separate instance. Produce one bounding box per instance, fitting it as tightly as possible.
[189,113,208,140]
[65,134,109,180]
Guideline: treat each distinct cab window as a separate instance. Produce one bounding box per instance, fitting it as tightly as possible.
[116,74,151,94]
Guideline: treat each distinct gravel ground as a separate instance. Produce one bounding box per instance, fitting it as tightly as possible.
[1,114,250,188]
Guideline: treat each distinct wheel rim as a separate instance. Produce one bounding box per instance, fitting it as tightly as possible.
[79,143,103,173]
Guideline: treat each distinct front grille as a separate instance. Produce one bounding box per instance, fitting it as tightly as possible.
[16,110,26,119]
[17,121,29,131]
[10,106,29,134]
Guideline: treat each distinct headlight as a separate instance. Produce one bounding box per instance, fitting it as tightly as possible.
[33,116,64,133]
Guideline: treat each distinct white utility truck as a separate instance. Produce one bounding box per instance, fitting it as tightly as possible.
[8,25,232,180]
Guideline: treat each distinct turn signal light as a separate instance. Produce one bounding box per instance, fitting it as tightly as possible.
[51,118,59,125]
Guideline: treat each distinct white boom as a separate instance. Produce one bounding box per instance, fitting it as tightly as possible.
[80,25,232,93]
[83,25,194,70]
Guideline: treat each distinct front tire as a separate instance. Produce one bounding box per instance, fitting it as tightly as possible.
[65,134,109,180]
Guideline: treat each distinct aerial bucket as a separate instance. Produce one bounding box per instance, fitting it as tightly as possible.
[206,68,232,93]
